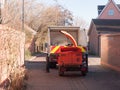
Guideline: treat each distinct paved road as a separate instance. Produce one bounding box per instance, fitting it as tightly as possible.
[25,55,120,90]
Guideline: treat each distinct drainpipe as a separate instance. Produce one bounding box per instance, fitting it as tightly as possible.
[98,33,101,57]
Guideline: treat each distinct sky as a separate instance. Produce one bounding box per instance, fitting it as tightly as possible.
[39,0,120,26]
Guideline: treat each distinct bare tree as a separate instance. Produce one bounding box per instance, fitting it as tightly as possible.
[1,0,43,30]
[34,4,74,47]
[1,0,74,51]
[73,16,88,29]
[1,0,22,29]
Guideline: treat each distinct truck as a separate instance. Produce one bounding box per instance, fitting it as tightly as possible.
[46,26,88,76]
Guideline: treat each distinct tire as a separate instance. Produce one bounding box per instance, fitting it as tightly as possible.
[85,54,88,72]
[49,62,57,68]
[58,66,64,76]
[46,55,50,73]
[81,71,86,76]
[49,54,57,68]
[82,53,88,73]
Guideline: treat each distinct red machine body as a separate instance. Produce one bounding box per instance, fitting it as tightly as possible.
[46,28,88,76]
[57,46,88,76]
[58,47,82,66]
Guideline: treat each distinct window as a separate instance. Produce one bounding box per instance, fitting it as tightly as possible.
[108,9,114,16]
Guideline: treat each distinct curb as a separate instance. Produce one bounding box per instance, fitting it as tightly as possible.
[25,56,36,61]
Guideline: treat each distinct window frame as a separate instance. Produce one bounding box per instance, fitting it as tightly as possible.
[108,9,114,16]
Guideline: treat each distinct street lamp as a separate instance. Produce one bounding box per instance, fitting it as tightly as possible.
[22,0,25,66]
[22,0,24,32]
[0,0,2,23]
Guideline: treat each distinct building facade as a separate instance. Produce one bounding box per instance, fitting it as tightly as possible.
[88,0,120,56]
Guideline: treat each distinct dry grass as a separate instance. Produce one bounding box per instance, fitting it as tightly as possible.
[4,67,28,90]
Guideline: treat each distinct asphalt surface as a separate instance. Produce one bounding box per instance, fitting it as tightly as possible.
[25,55,120,90]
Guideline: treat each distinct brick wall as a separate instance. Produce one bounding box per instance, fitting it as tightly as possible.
[98,0,120,19]
[25,36,35,54]
[101,34,120,71]
[89,24,99,55]
[0,25,25,84]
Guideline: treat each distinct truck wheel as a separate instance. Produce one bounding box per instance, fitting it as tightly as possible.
[86,54,88,72]
[81,71,86,76]
[46,55,50,73]
[49,62,57,68]
[58,66,64,76]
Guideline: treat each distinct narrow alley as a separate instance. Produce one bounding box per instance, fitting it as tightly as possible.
[25,55,120,90]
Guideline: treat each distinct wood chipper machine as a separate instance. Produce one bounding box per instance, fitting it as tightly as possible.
[46,26,88,76]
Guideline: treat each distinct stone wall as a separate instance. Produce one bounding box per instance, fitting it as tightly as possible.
[0,25,25,85]
[101,33,120,72]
